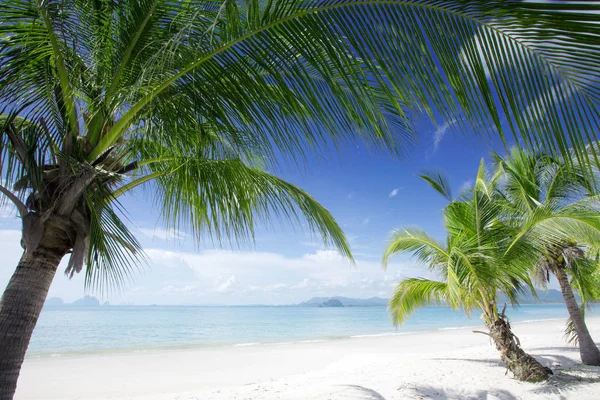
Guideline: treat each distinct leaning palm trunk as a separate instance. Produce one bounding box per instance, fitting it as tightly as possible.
[0,249,66,399]
[554,264,600,366]
[486,310,550,382]
[0,215,75,399]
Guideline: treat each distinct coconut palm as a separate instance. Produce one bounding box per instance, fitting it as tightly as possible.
[383,163,550,382]
[494,147,600,365]
[1,0,600,397]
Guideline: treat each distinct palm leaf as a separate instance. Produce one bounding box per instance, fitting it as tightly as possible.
[383,228,449,269]
[417,170,453,202]
[27,0,590,169]
[388,278,449,325]
[84,196,144,294]
[117,128,353,257]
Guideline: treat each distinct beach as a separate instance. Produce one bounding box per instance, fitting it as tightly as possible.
[16,317,600,399]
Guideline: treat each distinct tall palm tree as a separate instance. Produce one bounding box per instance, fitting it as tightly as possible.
[1,0,599,397]
[494,147,600,365]
[383,163,550,382]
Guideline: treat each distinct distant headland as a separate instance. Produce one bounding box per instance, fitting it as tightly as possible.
[295,290,573,308]
[44,296,109,307]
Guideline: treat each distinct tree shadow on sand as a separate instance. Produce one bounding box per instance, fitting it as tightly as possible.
[399,385,519,400]
[529,355,600,399]
[428,351,600,399]
[527,343,600,354]
[330,385,386,400]
[431,357,505,367]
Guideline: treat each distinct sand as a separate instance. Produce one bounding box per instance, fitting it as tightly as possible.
[16,317,600,399]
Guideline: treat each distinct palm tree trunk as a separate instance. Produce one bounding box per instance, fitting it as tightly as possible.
[488,313,550,382]
[554,264,600,366]
[0,247,63,400]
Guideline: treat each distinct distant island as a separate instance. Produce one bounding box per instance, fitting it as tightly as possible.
[319,298,344,307]
[44,296,109,307]
[296,297,388,307]
[296,290,574,308]
[43,290,575,309]
[44,297,65,306]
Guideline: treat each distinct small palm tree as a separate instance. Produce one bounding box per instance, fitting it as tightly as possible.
[383,163,550,382]
[495,147,600,365]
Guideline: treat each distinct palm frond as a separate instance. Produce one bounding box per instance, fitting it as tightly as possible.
[563,256,600,346]
[84,196,145,294]
[567,255,600,306]
[383,228,448,269]
[565,317,579,346]
[388,278,449,325]
[417,170,453,202]
[119,128,353,257]
[14,0,588,168]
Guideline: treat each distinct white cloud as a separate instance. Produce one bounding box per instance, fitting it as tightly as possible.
[115,247,432,305]
[302,249,347,263]
[138,227,186,241]
[353,252,377,259]
[161,284,199,294]
[215,275,237,293]
[433,118,457,153]
[291,278,310,289]
[388,187,404,198]
[300,241,322,248]
[362,217,370,225]
[0,230,442,306]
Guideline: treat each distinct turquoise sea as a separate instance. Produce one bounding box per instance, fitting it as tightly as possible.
[29,304,577,358]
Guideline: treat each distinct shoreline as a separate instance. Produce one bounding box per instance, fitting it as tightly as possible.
[17,317,600,399]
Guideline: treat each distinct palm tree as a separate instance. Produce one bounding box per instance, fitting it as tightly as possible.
[1,0,599,397]
[383,163,550,382]
[494,147,600,365]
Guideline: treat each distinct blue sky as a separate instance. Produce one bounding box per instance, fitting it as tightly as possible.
[0,117,528,305]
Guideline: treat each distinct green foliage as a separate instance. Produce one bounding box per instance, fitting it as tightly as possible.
[564,255,600,345]
[2,1,600,290]
[384,167,534,326]
[487,147,600,346]
[416,171,453,202]
[387,147,600,336]
[496,148,600,304]
[389,278,449,325]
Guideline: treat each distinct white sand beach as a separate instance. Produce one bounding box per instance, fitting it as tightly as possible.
[16,317,600,400]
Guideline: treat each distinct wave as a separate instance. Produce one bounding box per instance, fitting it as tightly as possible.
[514,318,562,324]
[350,332,412,338]
[438,325,478,331]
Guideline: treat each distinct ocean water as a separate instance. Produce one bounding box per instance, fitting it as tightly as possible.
[28,304,576,358]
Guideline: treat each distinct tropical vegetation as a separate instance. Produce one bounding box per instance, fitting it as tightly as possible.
[383,163,551,382]
[1,0,600,398]
[384,147,600,379]
[494,147,600,365]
